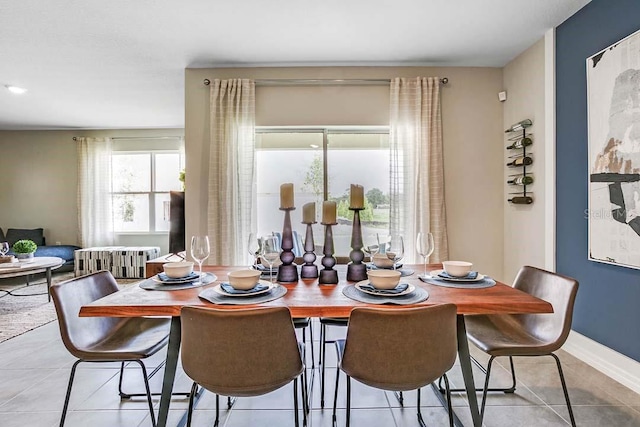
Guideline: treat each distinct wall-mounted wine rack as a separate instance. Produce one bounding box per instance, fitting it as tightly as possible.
[505,119,533,204]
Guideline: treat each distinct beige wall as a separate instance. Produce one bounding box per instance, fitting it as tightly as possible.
[503,38,546,281]
[0,129,183,254]
[185,67,505,277]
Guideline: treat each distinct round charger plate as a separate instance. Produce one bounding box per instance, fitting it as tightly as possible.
[429,269,485,282]
[151,272,202,284]
[355,280,415,297]
[212,280,276,297]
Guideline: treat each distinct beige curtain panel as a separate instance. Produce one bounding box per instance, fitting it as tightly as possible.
[207,79,256,265]
[389,77,449,263]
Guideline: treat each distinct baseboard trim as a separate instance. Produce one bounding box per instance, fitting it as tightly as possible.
[563,330,640,394]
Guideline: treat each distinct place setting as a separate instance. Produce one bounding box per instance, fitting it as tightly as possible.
[419,260,496,289]
[199,269,287,305]
[365,235,415,277]
[343,269,429,305]
[140,236,216,291]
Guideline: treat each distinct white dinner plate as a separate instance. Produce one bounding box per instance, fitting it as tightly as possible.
[354,280,415,297]
[429,270,485,282]
[151,272,203,284]
[212,280,276,297]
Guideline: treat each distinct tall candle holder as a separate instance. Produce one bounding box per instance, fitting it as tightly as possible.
[301,222,318,279]
[276,207,299,283]
[319,222,339,284]
[347,208,367,282]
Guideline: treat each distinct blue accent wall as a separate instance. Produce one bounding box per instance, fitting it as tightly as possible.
[556,0,640,362]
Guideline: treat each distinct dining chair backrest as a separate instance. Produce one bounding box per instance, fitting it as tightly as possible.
[50,271,125,358]
[512,266,579,350]
[340,304,457,391]
[180,306,303,397]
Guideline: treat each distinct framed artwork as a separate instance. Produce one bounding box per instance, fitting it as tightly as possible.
[588,27,640,269]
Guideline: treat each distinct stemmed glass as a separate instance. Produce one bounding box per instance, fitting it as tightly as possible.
[416,232,435,279]
[260,235,281,283]
[362,234,379,263]
[247,233,260,268]
[0,242,9,257]
[386,235,405,270]
[190,235,210,283]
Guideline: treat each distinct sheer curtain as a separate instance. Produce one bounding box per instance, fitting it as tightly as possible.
[389,77,449,263]
[76,137,114,248]
[207,79,256,265]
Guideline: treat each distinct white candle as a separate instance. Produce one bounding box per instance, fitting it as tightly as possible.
[322,201,337,224]
[302,202,316,224]
[350,184,364,209]
[280,183,294,209]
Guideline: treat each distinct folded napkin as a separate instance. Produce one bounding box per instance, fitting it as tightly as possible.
[438,271,478,280]
[359,283,409,295]
[158,271,199,282]
[252,264,278,272]
[220,282,269,295]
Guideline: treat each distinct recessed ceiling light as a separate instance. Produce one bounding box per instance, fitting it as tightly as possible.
[5,85,27,94]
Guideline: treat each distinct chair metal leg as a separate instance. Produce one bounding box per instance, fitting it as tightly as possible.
[551,353,576,427]
[309,321,315,369]
[59,360,82,427]
[320,323,326,408]
[393,390,404,406]
[346,375,351,427]
[442,374,454,427]
[227,396,236,409]
[186,382,198,427]
[133,359,157,427]
[440,355,517,394]
[212,394,219,427]
[417,388,426,427]
[294,379,300,427]
[332,366,340,426]
[479,355,496,421]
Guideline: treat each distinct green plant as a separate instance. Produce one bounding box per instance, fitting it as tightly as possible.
[12,239,37,254]
[179,169,185,190]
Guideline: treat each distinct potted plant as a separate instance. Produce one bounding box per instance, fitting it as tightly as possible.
[12,239,37,260]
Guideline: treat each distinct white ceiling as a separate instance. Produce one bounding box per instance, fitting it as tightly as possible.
[0,0,590,130]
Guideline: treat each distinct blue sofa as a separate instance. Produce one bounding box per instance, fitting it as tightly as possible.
[0,227,81,273]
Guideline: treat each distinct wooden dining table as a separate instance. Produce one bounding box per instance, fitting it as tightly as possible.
[80,264,553,427]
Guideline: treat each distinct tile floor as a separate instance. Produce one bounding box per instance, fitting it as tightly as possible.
[0,320,639,427]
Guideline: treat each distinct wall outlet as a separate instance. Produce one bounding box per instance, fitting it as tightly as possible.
[55,241,61,245]
[498,91,507,102]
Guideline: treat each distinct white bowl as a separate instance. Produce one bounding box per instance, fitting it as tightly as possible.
[367,269,401,290]
[442,261,473,277]
[163,261,194,278]
[372,253,394,269]
[228,269,262,290]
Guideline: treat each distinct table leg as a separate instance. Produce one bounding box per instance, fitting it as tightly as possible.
[46,267,52,302]
[157,316,182,427]
[457,314,482,427]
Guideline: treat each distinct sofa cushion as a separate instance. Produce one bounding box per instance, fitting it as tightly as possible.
[0,227,5,242]
[35,245,81,262]
[6,228,45,246]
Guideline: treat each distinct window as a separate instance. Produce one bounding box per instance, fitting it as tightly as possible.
[255,128,390,256]
[112,150,183,233]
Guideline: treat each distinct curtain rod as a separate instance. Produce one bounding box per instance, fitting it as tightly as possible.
[203,77,448,86]
[72,136,183,141]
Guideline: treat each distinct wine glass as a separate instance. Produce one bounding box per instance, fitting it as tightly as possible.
[362,234,379,263]
[190,236,210,283]
[386,235,404,270]
[416,232,435,279]
[247,233,260,268]
[0,242,9,257]
[261,236,281,283]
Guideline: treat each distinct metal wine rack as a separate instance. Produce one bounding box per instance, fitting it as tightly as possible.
[506,119,533,204]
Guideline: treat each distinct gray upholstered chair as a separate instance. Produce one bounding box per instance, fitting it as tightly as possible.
[180,306,306,427]
[332,305,458,427]
[50,271,170,427]
[465,265,579,426]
